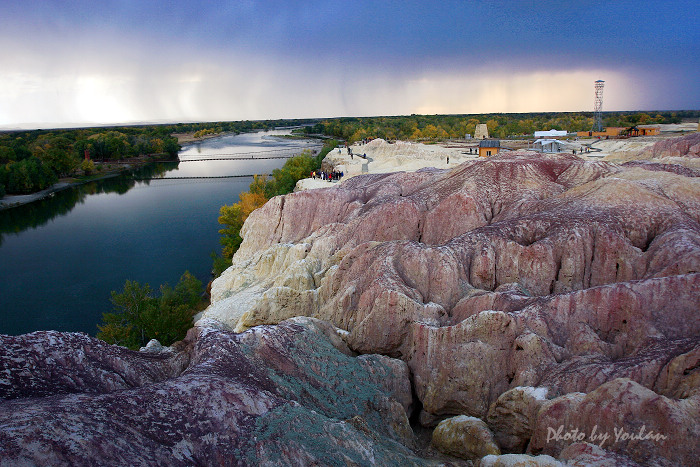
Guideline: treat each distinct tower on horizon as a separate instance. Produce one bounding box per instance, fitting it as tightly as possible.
[593,80,605,132]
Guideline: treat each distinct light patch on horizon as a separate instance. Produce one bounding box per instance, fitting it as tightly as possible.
[0,50,662,129]
[403,70,633,115]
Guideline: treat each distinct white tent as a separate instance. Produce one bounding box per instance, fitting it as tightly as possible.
[534,129,567,138]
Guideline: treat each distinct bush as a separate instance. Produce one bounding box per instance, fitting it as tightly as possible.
[96,271,204,349]
[5,157,57,194]
[81,159,96,175]
[210,251,231,278]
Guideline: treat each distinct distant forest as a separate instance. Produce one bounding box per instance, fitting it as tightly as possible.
[1,112,697,198]
[301,110,700,143]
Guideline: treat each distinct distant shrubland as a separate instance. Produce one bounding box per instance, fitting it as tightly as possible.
[301,111,699,143]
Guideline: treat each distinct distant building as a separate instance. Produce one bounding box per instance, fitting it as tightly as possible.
[533,139,564,153]
[534,129,567,138]
[578,125,660,138]
[474,124,489,140]
[577,127,625,138]
[479,139,500,157]
[622,125,660,136]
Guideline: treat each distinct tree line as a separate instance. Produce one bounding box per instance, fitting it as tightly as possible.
[301,111,698,143]
[0,126,180,196]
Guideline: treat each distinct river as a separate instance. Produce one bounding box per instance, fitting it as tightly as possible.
[0,129,319,336]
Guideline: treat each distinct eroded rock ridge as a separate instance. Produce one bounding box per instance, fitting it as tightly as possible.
[1,319,427,465]
[203,147,700,465]
[2,139,698,465]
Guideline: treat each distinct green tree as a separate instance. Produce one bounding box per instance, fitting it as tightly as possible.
[486,119,499,135]
[99,280,155,348]
[30,135,77,175]
[81,158,96,175]
[163,137,180,157]
[0,146,15,164]
[211,251,231,277]
[97,272,203,349]
[5,157,56,194]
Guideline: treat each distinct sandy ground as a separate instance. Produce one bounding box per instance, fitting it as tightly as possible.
[589,137,658,161]
[328,139,480,174]
[659,122,699,133]
[294,130,698,192]
[295,178,337,191]
[295,139,482,191]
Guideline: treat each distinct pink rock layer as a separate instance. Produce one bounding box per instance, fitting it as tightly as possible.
[214,142,699,464]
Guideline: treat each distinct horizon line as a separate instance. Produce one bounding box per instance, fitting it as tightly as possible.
[2,109,698,132]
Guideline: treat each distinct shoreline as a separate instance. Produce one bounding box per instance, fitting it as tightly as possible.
[0,172,126,211]
[0,157,171,211]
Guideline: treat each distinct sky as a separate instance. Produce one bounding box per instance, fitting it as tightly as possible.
[1,0,698,129]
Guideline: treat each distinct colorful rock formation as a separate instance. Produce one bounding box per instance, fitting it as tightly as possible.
[0,318,428,465]
[202,146,699,464]
[3,137,698,465]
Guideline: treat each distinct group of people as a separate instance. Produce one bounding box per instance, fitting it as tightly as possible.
[311,170,343,181]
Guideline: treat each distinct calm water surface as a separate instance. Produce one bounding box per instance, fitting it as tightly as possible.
[0,130,318,335]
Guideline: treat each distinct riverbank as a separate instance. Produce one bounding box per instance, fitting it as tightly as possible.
[0,155,172,210]
[175,128,326,147]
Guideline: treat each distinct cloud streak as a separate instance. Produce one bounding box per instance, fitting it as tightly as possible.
[0,1,697,128]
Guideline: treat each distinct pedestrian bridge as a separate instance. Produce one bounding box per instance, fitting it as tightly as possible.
[178,147,318,162]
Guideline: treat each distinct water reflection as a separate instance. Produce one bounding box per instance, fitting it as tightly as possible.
[0,162,178,245]
[0,129,316,336]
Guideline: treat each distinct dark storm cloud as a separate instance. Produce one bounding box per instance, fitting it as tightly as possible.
[0,0,697,128]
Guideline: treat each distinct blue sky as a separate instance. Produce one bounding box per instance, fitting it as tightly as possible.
[1,0,698,128]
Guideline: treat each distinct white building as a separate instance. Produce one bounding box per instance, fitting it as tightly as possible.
[534,129,567,138]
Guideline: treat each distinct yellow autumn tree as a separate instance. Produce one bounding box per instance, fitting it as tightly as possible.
[238,191,268,219]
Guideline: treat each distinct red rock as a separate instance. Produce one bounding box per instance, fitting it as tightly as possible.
[0,318,423,465]
[639,132,700,159]
[529,378,699,466]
